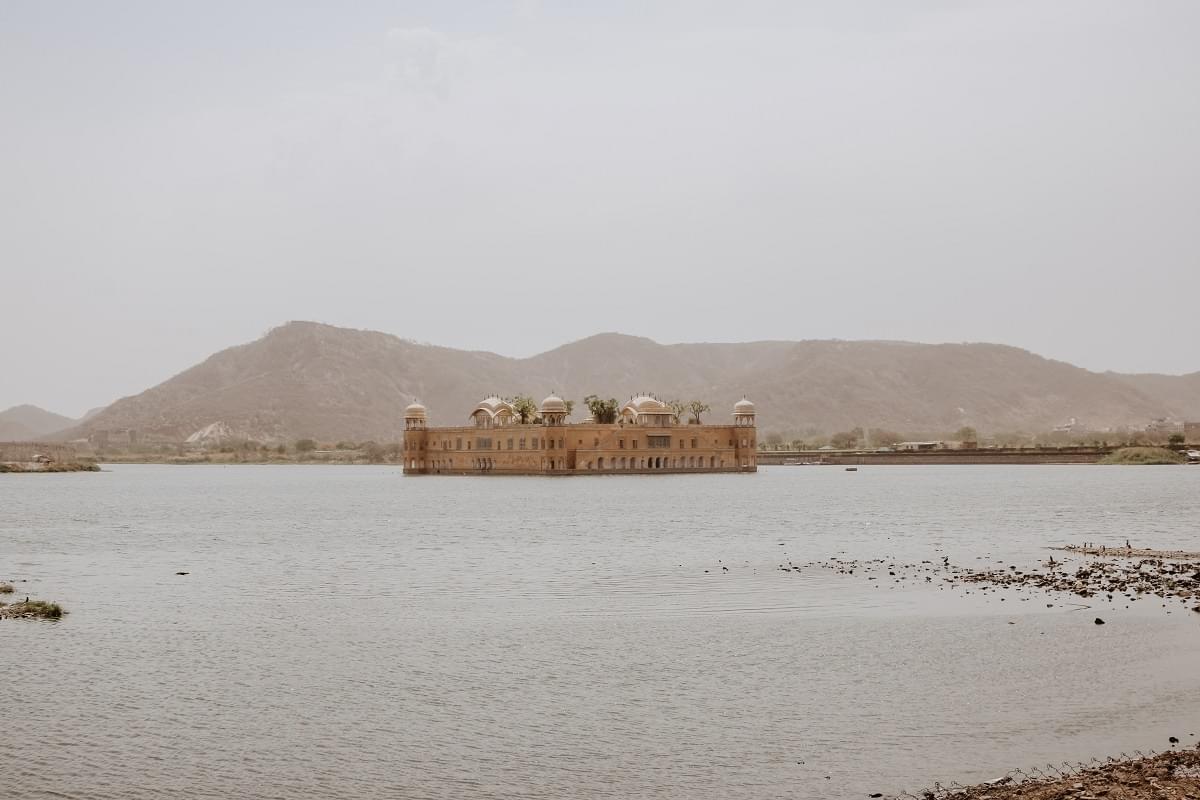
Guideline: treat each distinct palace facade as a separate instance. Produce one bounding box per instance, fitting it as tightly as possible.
[402,395,757,475]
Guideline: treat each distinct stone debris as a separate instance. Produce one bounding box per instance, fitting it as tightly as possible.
[797,552,1200,610]
[1052,544,1200,560]
[901,746,1200,799]
[956,559,1200,606]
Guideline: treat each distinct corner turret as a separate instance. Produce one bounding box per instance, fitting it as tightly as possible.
[733,397,755,427]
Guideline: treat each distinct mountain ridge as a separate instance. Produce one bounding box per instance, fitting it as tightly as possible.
[53,321,1200,443]
[0,404,78,441]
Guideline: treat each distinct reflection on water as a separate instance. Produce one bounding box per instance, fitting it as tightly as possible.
[2,465,1199,799]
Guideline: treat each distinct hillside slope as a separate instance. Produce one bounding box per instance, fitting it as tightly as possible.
[0,405,77,441]
[59,322,1198,442]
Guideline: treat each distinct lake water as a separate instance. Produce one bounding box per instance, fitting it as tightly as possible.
[3,464,1199,799]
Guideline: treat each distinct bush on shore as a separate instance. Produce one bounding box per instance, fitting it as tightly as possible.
[1100,447,1186,465]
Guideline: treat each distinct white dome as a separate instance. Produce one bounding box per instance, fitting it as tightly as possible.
[734,398,756,413]
[540,394,568,414]
[470,396,517,424]
[474,396,512,413]
[623,395,670,415]
[404,402,427,418]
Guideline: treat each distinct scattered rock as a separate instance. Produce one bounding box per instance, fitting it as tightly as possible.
[1052,543,1200,560]
[898,747,1200,799]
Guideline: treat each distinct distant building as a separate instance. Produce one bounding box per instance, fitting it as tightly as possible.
[88,428,139,446]
[895,441,944,451]
[1145,418,1182,434]
[1185,422,1200,444]
[402,394,758,475]
[1054,417,1083,433]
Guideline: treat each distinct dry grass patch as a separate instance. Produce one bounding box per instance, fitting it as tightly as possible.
[0,599,65,620]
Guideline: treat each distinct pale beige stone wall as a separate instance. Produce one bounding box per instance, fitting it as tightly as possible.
[403,421,756,475]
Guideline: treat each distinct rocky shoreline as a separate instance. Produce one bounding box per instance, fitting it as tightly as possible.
[891,746,1200,799]
[806,545,1200,797]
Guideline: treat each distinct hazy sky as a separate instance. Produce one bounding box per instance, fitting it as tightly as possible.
[2,1,1198,417]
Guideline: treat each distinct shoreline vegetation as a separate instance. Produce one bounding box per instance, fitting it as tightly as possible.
[0,461,99,473]
[1099,447,1187,465]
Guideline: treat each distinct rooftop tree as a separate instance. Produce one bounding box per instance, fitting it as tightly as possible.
[508,395,537,424]
[584,395,619,424]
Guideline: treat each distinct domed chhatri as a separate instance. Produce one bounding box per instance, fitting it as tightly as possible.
[404,401,428,430]
[733,398,756,426]
[401,391,757,476]
[540,394,568,414]
[540,394,569,426]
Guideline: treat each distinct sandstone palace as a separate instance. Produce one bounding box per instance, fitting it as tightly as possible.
[402,395,757,476]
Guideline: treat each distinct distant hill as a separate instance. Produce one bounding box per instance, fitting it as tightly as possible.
[1109,371,1200,417]
[0,404,77,441]
[58,322,1200,443]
